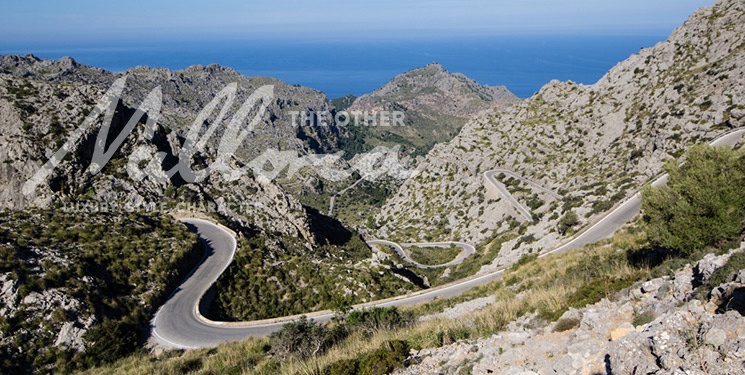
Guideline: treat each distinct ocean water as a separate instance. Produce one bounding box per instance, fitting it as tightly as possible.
[0,35,666,99]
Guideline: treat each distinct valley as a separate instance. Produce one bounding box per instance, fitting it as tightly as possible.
[1,0,745,374]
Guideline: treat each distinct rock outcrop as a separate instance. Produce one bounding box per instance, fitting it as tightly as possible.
[398,242,745,375]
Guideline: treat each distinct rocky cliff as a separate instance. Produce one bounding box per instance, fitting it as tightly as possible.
[0,62,328,244]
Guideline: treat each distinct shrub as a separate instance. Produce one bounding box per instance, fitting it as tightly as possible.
[269,316,347,360]
[557,210,579,235]
[358,340,410,375]
[554,317,580,332]
[633,311,656,327]
[642,145,745,254]
[324,340,411,375]
[324,358,359,375]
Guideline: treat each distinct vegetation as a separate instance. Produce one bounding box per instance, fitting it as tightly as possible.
[79,226,658,375]
[209,229,415,321]
[406,245,460,266]
[331,94,357,112]
[0,209,201,374]
[642,145,745,254]
[557,210,579,235]
[74,148,745,374]
[269,316,347,361]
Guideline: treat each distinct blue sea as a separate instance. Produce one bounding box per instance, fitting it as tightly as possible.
[0,35,666,99]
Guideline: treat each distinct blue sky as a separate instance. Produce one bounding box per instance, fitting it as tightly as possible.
[1,0,713,42]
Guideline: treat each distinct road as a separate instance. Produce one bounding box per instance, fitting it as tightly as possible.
[328,176,366,215]
[367,239,476,269]
[487,169,562,199]
[483,171,534,221]
[151,128,744,349]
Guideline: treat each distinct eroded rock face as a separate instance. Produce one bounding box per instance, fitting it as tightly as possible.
[397,242,745,375]
[377,0,745,266]
[0,71,318,244]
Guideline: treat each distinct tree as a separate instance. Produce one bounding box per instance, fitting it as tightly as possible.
[642,145,745,254]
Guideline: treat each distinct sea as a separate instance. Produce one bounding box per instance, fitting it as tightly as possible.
[0,35,667,99]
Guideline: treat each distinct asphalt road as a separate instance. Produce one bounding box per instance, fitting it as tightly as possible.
[151,128,744,349]
[483,170,534,221]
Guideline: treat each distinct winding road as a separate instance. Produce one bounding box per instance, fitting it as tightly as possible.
[483,169,561,222]
[151,128,745,349]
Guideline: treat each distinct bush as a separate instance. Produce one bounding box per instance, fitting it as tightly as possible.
[554,317,580,332]
[633,311,656,327]
[358,340,410,375]
[324,340,411,375]
[269,316,347,360]
[557,210,579,235]
[642,145,745,254]
[325,358,359,375]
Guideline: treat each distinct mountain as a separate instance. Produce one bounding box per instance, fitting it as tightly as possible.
[0,55,346,159]
[342,63,519,156]
[375,0,745,270]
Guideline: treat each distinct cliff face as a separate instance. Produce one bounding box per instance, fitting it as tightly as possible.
[0,59,336,243]
[376,0,745,267]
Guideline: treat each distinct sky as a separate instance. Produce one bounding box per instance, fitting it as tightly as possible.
[1,0,714,42]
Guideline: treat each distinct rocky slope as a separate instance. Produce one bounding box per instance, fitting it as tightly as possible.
[0,56,423,371]
[346,63,519,154]
[0,54,344,159]
[0,72,319,244]
[0,210,202,374]
[398,243,745,375]
[376,0,745,268]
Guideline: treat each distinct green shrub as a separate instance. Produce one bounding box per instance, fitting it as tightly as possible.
[358,340,410,375]
[324,340,411,375]
[557,211,579,235]
[632,311,656,327]
[642,145,745,254]
[324,358,360,375]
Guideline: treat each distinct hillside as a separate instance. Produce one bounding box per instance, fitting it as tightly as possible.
[0,210,202,374]
[375,0,745,272]
[343,63,519,156]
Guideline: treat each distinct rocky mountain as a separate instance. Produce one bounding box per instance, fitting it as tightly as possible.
[376,0,745,268]
[344,63,519,155]
[0,54,345,159]
[0,71,319,244]
[0,209,202,374]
